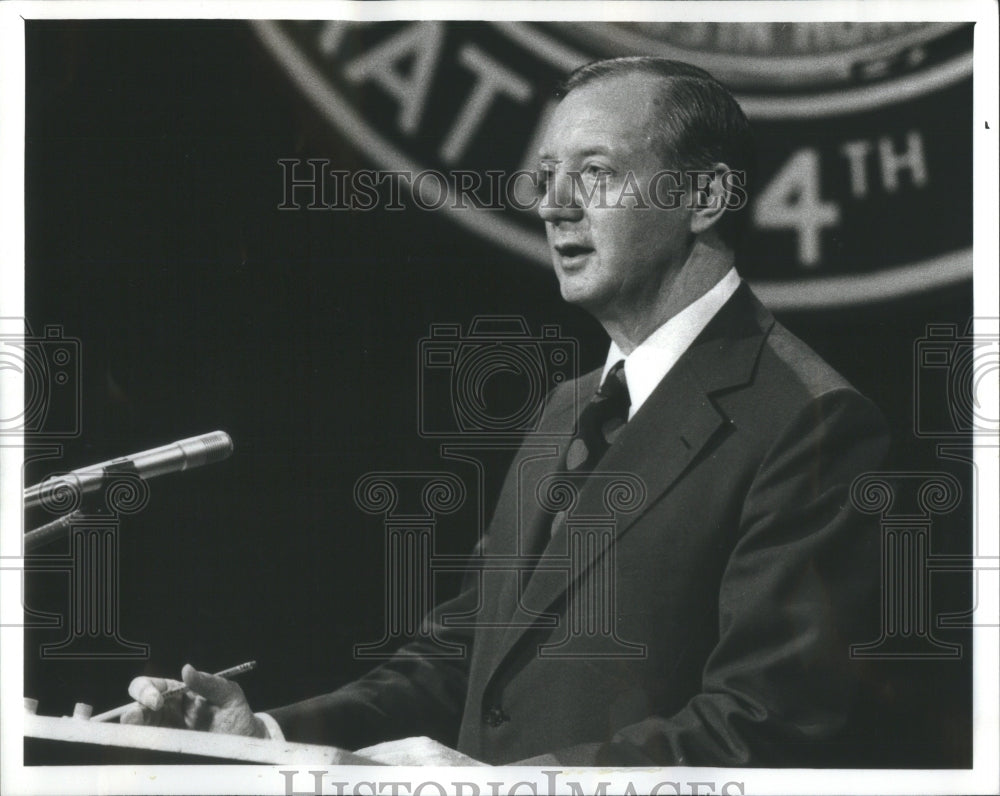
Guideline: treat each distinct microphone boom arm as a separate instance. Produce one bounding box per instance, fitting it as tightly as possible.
[23,431,233,513]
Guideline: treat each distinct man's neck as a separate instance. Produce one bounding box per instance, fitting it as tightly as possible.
[600,241,734,356]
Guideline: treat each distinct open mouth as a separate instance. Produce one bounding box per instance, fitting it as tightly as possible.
[555,243,594,260]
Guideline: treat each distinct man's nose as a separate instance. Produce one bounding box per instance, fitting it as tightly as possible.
[537,170,584,223]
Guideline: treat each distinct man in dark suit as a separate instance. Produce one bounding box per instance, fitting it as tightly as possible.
[124,57,889,767]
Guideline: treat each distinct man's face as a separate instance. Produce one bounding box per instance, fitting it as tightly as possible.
[537,74,695,321]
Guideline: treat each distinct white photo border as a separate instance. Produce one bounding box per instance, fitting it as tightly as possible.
[1,2,997,795]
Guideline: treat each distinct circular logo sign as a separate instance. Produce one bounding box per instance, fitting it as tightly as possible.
[253,20,972,309]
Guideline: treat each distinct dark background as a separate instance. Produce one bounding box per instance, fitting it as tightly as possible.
[22,20,973,766]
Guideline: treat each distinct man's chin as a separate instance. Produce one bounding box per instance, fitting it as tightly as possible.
[557,279,604,311]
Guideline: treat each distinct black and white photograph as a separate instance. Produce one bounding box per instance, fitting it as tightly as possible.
[1,2,997,794]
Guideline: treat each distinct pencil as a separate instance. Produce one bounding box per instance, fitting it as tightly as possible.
[91,661,257,723]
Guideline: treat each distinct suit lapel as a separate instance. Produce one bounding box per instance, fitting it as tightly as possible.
[487,283,774,671]
[516,369,600,552]
[483,370,598,628]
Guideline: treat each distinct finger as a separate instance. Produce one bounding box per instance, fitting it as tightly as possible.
[183,692,213,732]
[181,664,242,707]
[127,676,180,710]
[129,676,178,694]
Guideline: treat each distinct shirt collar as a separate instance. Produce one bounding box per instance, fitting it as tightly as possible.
[601,268,741,419]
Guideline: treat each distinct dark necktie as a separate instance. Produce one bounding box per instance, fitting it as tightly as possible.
[530,360,631,552]
[563,359,631,474]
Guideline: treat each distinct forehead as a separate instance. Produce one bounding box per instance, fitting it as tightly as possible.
[541,73,667,158]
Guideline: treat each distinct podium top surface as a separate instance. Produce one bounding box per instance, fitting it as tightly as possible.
[23,713,376,765]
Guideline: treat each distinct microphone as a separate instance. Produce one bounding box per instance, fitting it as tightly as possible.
[23,431,233,512]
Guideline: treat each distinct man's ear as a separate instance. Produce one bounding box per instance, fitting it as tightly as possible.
[689,162,734,236]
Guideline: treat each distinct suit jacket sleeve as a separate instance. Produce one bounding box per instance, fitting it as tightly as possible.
[265,562,479,750]
[518,387,890,766]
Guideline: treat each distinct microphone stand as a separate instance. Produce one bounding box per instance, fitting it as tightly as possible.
[20,461,151,658]
[23,460,143,550]
[23,511,82,552]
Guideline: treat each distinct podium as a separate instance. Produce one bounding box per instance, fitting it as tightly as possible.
[23,711,376,765]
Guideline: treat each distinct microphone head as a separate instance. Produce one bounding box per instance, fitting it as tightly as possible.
[179,431,234,468]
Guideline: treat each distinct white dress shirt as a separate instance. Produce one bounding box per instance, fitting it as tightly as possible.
[601,268,742,419]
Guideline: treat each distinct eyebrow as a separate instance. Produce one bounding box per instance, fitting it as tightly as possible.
[536,145,616,163]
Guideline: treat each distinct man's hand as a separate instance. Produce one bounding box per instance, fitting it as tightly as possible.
[120,663,267,738]
[356,736,486,766]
